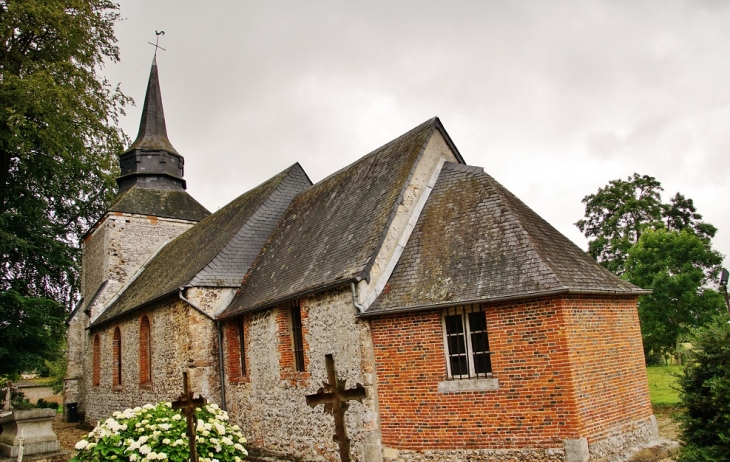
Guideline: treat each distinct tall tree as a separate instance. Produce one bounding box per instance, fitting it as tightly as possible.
[0,0,129,377]
[575,173,664,274]
[576,174,725,361]
[623,229,724,358]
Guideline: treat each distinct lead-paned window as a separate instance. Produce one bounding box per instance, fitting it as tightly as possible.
[442,304,492,379]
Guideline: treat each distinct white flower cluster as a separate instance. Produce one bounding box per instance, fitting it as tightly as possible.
[70,402,247,462]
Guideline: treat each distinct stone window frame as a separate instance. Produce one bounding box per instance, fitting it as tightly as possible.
[92,334,101,387]
[438,304,499,393]
[139,315,152,388]
[112,326,122,390]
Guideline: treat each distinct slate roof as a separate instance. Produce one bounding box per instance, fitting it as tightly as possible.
[221,118,462,318]
[108,187,210,222]
[365,162,648,315]
[93,164,311,327]
[124,56,179,155]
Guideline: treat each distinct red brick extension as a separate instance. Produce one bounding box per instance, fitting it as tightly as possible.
[371,295,652,450]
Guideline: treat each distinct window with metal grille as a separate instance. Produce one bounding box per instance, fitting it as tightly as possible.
[238,316,246,376]
[290,301,305,372]
[442,304,492,379]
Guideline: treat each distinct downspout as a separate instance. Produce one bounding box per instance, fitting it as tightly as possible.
[217,321,227,411]
[351,282,366,314]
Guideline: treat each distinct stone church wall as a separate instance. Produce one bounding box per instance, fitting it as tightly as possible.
[66,212,199,420]
[369,295,653,462]
[82,296,221,423]
[223,287,383,462]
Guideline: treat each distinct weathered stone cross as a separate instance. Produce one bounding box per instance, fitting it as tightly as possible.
[305,354,366,462]
[171,372,206,462]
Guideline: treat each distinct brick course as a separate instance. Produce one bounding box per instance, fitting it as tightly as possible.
[371,294,652,457]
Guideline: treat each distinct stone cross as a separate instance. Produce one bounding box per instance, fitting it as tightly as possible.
[171,372,206,462]
[305,355,366,462]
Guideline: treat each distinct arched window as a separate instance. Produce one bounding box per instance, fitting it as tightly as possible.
[92,334,101,387]
[139,316,152,385]
[112,327,122,387]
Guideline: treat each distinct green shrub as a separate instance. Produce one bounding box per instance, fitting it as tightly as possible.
[70,402,247,462]
[677,314,730,461]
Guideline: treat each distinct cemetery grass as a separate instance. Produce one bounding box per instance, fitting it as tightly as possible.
[647,365,681,407]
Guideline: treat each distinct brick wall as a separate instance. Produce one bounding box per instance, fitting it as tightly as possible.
[370,294,652,456]
[562,295,653,444]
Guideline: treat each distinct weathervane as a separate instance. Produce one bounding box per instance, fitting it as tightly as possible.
[148,30,166,56]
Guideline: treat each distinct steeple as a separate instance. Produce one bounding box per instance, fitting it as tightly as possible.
[116,57,187,192]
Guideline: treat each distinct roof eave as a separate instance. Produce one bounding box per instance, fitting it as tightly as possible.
[360,287,652,318]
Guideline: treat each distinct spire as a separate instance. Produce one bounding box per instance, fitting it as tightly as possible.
[116,57,187,192]
[125,56,179,154]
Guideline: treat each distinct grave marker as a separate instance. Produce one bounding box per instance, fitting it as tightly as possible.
[305,355,366,462]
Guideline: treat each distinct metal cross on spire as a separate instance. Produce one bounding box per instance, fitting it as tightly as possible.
[148,30,166,57]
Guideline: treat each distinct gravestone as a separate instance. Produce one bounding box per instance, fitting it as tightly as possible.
[0,409,60,458]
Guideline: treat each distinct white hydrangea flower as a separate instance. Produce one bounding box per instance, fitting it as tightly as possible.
[172,414,182,421]
[75,440,89,450]
[139,444,152,455]
[129,454,138,462]
[162,438,171,445]
[147,452,158,460]
[143,403,154,410]
[138,435,149,444]
[234,443,243,451]
[221,436,233,446]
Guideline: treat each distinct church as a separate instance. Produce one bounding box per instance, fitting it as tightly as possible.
[65,59,656,462]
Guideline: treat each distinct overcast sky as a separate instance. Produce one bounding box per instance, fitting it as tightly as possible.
[104,0,730,269]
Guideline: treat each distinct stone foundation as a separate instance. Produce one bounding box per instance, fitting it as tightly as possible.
[382,447,566,461]
[588,415,658,460]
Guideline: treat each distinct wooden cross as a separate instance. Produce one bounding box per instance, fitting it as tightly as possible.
[305,355,366,462]
[171,372,206,462]
[148,30,166,56]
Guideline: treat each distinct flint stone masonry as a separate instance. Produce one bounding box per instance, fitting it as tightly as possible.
[382,447,566,461]
[66,212,199,421]
[224,288,383,462]
[82,213,197,320]
[82,298,220,423]
[0,409,60,457]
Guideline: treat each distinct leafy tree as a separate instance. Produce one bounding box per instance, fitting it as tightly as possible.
[0,0,129,377]
[677,314,730,462]
[624,229,724,358]
[576,174,725,361]
[575,174,664,274]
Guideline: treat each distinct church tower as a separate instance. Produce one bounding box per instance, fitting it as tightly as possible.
[65,58,209,418]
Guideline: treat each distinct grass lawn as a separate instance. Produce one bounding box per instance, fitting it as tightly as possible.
[647,365,682,406]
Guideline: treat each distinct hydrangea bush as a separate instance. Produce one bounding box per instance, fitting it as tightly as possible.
[70,402,247,462]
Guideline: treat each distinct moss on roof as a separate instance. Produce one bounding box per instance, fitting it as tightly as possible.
[222,118,446,317]
[366,163,647,315]
[93,164,310,326]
